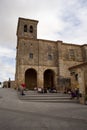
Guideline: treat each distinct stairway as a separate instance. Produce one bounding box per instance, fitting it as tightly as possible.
[18,91,79,103]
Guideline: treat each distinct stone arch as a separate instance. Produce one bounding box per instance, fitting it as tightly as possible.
[44,69,55,89]
[25,68,37,90]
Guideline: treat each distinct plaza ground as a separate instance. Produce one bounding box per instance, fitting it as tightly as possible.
[0,88,87,130]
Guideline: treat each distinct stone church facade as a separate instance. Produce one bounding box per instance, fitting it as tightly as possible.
[15,17,87,91]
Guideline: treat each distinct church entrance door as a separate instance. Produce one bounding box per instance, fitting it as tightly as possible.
[25,69,37,90]
[44,69,54,90]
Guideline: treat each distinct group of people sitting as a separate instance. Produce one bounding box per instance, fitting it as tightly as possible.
[19,84,57,95]
[19,83,82,99]
[64,87,82,99]
[37,87,57,93]
[70,88,82,99]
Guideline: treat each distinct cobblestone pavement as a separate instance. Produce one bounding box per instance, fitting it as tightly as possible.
[0,88,87,130]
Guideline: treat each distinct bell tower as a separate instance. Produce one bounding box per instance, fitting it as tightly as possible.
[17,17,38,39]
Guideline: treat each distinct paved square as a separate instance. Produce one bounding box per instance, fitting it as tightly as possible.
[0,88,87,130]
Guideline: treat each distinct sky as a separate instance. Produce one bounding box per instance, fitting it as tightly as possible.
[0,0,87,82]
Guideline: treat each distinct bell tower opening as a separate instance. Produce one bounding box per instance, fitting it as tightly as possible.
[29,25,33,33]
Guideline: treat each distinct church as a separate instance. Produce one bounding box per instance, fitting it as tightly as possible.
[15,17,87,93]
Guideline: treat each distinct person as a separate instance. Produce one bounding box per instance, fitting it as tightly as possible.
[20,83,26,95]
[70,89,76,99]
[75,88,79,99]
[37,87,42,93]
[34,87,37,91]
[43,87,47,93]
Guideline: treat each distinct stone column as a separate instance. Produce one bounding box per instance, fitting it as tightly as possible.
[78,69,85,104]
[17,66,25,87]
[57,40,62,91]
[37,67,44,88]
[53,73,58,91]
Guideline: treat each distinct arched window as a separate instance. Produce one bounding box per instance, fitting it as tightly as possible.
[24,25,27,32]
[30,25,33,33]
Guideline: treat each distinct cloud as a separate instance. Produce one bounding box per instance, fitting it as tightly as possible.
[54,0,87,44]
[0,46,16,58]
[0,46,16,82]
[0,0,87,82]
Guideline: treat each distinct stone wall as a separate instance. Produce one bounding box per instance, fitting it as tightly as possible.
[59,43,83,78]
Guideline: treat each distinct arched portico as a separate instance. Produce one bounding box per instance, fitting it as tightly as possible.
[44,69,55,89]
[25,68,37,90]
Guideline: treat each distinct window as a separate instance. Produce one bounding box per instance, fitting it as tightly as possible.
[24,25,27,32]
[75,74,78,81]
[30,25,33,33]
[29,53,33,59]
[69,49,75,60]
[48,54,52,60]
[69,49,74,56]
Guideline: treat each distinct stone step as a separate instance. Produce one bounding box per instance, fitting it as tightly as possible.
[19,96,70,100]
[24,91,70,97]
[18,91,79,103]
[22,94,70,97]
[19,97,79,103]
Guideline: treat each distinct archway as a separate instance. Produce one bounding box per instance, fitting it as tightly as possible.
[25,68,37,90]
[44,69,54,89]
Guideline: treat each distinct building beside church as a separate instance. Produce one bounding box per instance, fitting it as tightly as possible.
[15,17,87,93]
[69,62,87,104]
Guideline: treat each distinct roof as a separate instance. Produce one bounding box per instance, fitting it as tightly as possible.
[69,62,87,70]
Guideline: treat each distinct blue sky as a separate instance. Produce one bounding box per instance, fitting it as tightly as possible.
[0,0,87,82]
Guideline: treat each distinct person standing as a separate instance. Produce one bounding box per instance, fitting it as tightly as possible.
[20,83,26,95]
